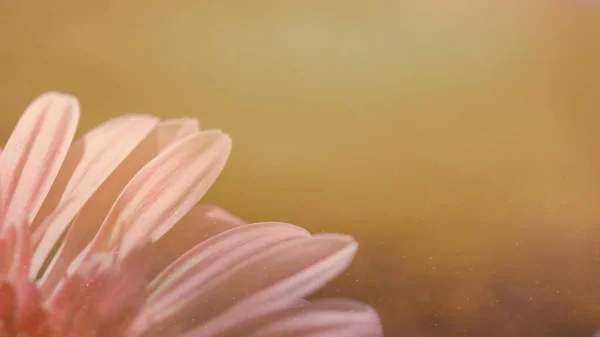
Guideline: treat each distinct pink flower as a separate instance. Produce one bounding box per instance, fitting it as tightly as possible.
[0,92,382,337]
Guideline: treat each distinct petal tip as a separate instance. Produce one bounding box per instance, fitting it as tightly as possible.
[37,91,80,105]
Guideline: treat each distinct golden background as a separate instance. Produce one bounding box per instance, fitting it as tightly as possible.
[2,1,600,336]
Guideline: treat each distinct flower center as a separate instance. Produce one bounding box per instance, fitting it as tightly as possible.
[0,279,52,337]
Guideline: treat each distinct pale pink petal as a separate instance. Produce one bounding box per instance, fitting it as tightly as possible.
[29,115,160,279]
[243,300,381,337]
[132,225,356,336]
[83,129,231,259]
[148,204,245,277]
[148,222,309,299]
[0,233,8,273]
[96,243,152,318]
[208,233,358,321]
[289,299,311,308]
[32,114,160,231]
[0,226,16,275]
[129,222,309,337]
[0,92,79,227]
[38,119,198,293]
[9,221,32,281]
[152,118,199,146]
[185,299,382,337]
[46,244,151,337]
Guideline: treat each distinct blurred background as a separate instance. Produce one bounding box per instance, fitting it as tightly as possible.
[2,1,600,336]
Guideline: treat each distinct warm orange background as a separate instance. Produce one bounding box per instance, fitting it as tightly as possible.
[2,1,600,336]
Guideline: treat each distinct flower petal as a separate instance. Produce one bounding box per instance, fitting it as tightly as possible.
[148,222,309,299]
[29,115,160,279]
[129,222,309,337]
[243,300,382,337]
[13,280,47,336]
[200,233,358,320]
[0,92,79,227]
[152,118,200,146]
[46,243,152,337]
[133,224,356,336]
[0,226,16,275]
[9,221,32,281]
[148,204,245,278]
[0,281,15,324]
[32,114,161,231]
[87,129,231,258]
[38,119,198,293]
[184,299,382,337]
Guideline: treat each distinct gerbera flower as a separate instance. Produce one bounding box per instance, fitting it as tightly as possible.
[0,92,382,337]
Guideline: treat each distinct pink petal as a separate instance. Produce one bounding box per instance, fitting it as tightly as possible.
[96,243,152,318]
[152,118,199,146]
[185,299,382,337]
[129,222,310,337]
[0,281,15,323]
[148,204,245,278]
[32,114,161,230]
[38,119,198,293]
[209,233,358,320]
[46,244,151,337]
[13,281,46,334]
[0,226,16,275]
[84,129,231,259]
[0,279,49,337]
[133,225,356,336]
[244,301,382,337]
[148,222,309,300]
[0,92,79,227]
[0,235,8,273]
[9,221,32,281]
[29,115,160,279]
